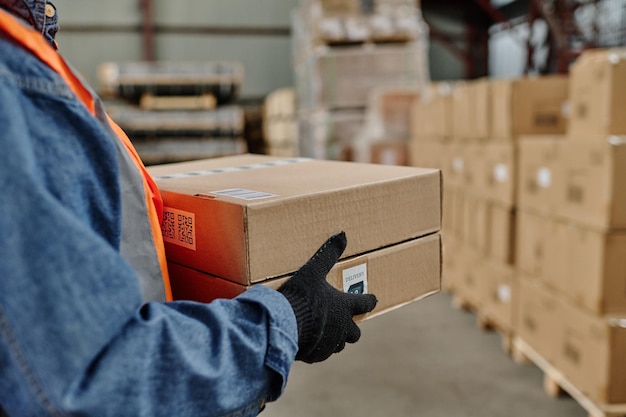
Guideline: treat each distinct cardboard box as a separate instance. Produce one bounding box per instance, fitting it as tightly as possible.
[410,98,436,141]
[557,300,626,404]
[478,143,517,206]
[409,141,444,172]
[517,277,563,364]
[168,233,441,320]
[487,201,516,265]
[463,195,489,256]
[149,154,441,285]
[453,247,485,306]
[307,42,428,110]
[370,87,420,140]
[479,259,516,332]
[441,234,459,291]
[369,140,409,166]
[451,82,471,141]
[428,82,454,140]
[567,48,626,140]
[490,76,569,140]
[518,277,626,404]
[517,136,565,214]
[444,144,479,190]
[297,109,364,161]
[517,210,626,315]
[469,78,491,140]
[558,137,626,230]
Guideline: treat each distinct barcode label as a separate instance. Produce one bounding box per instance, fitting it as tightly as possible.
[161,207,196,250]
[210,188,276,200]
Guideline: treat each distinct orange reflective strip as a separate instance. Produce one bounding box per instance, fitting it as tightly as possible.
[0,10,172,301]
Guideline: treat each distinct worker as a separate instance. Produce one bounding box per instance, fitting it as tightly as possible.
[0,1,377,416]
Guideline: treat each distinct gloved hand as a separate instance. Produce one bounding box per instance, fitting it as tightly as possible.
[278,232,377,363]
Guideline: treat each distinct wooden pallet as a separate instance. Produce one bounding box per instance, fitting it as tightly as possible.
[450,293,512,354]
[139,93,216,111]
[512,337,626,417]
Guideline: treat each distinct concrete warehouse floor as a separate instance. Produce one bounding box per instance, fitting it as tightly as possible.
[264,291,587,417]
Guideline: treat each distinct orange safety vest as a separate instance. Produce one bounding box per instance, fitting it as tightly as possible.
[0,10,172,301]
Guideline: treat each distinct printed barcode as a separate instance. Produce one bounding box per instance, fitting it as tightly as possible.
[161,207,196,250]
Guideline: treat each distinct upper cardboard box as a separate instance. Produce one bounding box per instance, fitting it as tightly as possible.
[148,154,442,285]
[568,48,626,140]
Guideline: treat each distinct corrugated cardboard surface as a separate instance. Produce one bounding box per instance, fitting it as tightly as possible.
[558,138,626,230]
[487,201,516,266]
[469,78,491,140]
[567,48,626,140]
[479,259,516,333]
[491,76,568,140]
[517,277,563,365]
[519,137,626,230]
[517,209,626,315]
[463,195,488,257]
[518,277,626,404]
[149,154,441,285]
[478,143,517,206]
[167,233,442,322]
[369,140,409,166]
[517,136,565,214]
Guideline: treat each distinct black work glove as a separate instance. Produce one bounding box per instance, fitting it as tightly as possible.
[278,232,378,363]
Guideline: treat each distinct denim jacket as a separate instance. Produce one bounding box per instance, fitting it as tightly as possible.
[0,1,298,416]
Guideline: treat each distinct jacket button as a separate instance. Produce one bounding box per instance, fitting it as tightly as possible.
[45,4,56,18]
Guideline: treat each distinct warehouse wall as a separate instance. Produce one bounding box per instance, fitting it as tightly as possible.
[54,0,298,99]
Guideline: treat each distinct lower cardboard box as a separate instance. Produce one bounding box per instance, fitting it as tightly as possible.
[518,277,626,404]
[168,233,441,322]
[517,209,626,315]
[479,258,517,333]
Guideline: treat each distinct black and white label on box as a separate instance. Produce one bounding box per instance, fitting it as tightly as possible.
[342,263,368,295]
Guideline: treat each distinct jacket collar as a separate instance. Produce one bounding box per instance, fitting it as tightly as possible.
[0,0,58,46]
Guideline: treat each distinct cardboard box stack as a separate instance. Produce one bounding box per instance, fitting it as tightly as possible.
[263,88,299,157]
[292,0,429,160]
[412,75,569,338]
[148,153,442,321]
[99,61,247,165]
[352,86,421,165]
[411,48,626,410]
[515,49,626,406]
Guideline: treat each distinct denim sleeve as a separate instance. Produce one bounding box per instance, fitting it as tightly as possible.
[0,44,298,417]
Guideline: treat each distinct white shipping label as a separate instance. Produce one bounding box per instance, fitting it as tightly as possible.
[342,263,368,295]
[452,157,464,173]
[536,167,552,188]
[161,207,196,251]
[497,284,511,304]
[210,188,277,200]
[493,163,509,183]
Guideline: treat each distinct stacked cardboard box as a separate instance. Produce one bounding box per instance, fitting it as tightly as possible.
[412,75,568,338]
[292,0,429,160]
[148,153,442,321]
[263,88,299,157]
[353,86,421,165]
[411,48,626,408]
[515,49,626,406]
[99,61,247,165]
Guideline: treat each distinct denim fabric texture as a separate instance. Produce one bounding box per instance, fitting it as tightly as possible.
[0,3,298,416]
